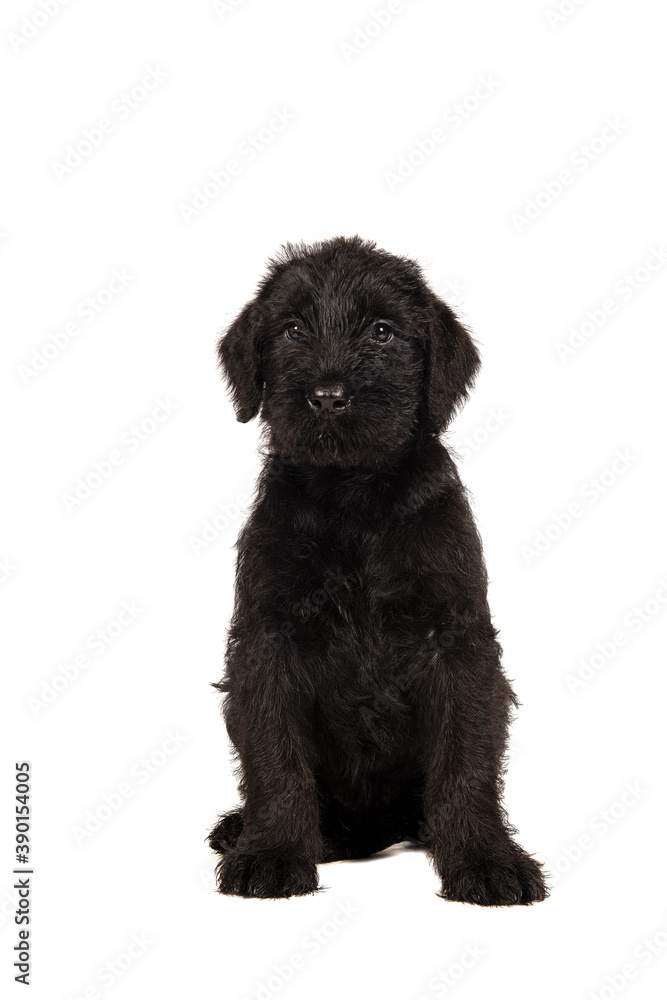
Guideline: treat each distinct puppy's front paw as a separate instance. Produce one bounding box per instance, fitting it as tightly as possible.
[215,850,320,899]
[439,848,547,906]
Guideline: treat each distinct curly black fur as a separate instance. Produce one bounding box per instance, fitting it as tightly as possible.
[209,236,547,905]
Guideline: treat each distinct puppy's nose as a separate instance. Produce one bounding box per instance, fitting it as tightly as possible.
[307,384,351,414]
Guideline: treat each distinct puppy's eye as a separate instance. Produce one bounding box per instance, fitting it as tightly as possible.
[371,322,393,344]
[284,322,305,341]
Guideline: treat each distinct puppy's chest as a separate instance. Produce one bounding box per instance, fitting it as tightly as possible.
[276,521,428,676]
[278,523,408,629]
[305,549,417,762]
[272,514,428,760]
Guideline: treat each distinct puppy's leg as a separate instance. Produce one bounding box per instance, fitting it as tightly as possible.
[214,680,322,898]
[421,621,547,906]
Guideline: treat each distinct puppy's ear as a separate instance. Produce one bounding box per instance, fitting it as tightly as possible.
[425,294,481,432]
[217,301,264,423]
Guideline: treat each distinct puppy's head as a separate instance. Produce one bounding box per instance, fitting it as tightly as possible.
[218,236,480,467]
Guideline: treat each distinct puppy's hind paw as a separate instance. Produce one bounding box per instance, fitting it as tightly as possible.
[208,810,244,854]
[216,850,320,899]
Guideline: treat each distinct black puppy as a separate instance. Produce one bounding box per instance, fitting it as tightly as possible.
[209,236,547,905]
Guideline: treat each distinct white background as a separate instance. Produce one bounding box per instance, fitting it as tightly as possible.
[2,0,666,998]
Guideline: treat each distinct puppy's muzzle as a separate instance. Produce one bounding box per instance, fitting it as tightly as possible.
[307,384,351,415]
